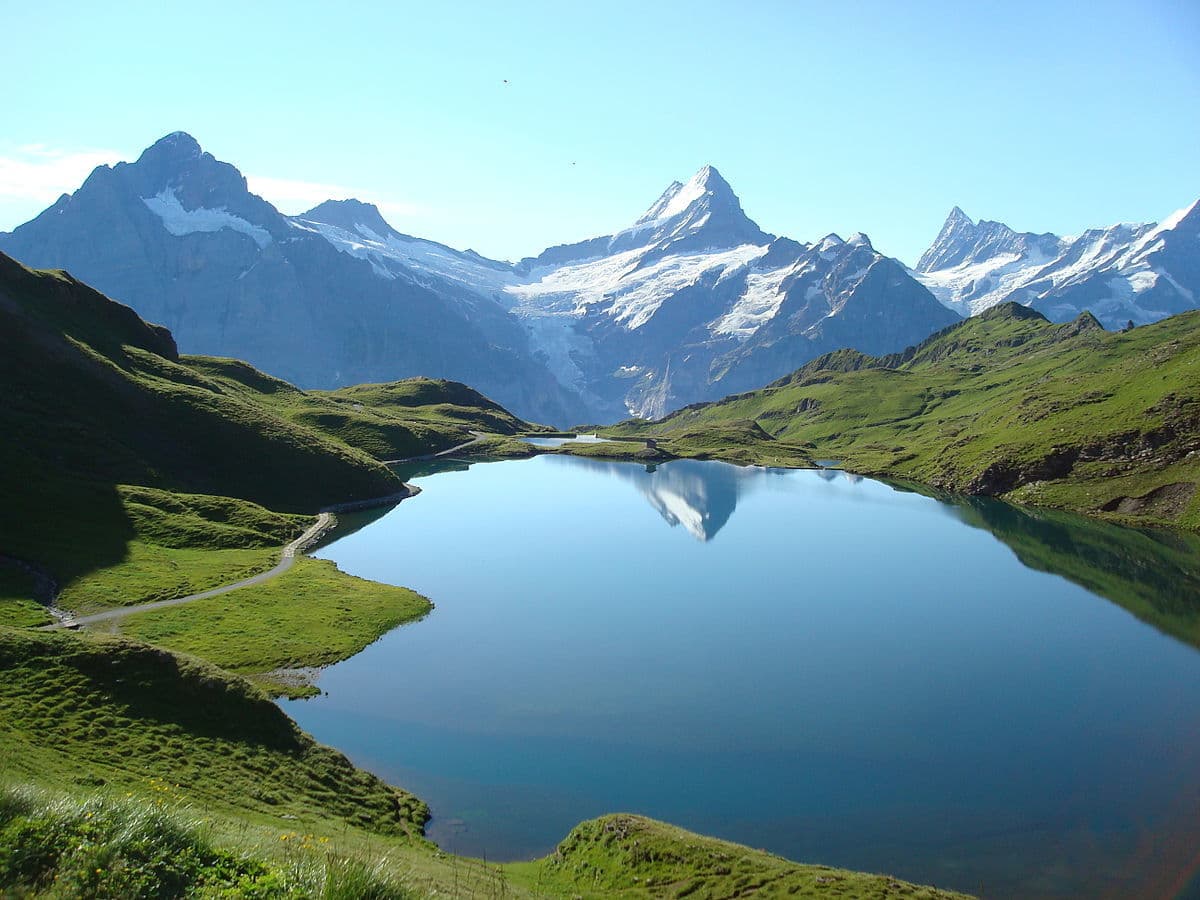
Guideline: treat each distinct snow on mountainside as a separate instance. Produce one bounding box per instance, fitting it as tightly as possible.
[497,172,957,418]
[914,201,1199,327]
[286,163,958,419]
[0,132,582,426]
[144,187,274,248]
[292,198,516,297]
[0,132,964,424]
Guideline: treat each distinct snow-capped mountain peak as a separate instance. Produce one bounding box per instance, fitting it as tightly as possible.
[290,198,514,291]
[516,165,769,275]
[914,205,1060,275]
[635,165,735,224]
[1131,198,1200,258]
[946,205,972,228]
[0,132,990,428]
[914,198,1200,327]
[112,131,287,247]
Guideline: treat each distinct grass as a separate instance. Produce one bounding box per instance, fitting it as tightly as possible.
[599,305,1200,530]
[0,568,50,628]
[3,473,305,618]
[507,814,971,899]
[0,628,428,837]
[0,784,418,899]
[118,556,431,697]
[191,356,547,462]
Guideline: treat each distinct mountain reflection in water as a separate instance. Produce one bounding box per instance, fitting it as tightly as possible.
[553,456,791,541]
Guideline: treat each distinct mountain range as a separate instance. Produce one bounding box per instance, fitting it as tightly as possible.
[2,132,1196,424]
[914,200,1200,326]
[0,134,957,424]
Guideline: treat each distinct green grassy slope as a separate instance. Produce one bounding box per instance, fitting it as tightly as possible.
[0,252,401,515]
[0,252,533,618]
[118,555,432,697]
[190,356,545,461]
[508,815,969,899]
[600,304,1200,530]
[0,628,428,836]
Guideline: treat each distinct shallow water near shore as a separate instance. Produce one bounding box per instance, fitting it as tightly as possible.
[520,434,612,447]
[282,454,1200,898]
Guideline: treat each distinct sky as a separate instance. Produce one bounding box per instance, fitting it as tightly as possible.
[2,0,1197,265]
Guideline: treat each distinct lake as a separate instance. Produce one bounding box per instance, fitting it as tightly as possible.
[282,454,1200,898]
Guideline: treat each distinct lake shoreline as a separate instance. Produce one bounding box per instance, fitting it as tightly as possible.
[527,434,1200,535]
[286,453,1200,896]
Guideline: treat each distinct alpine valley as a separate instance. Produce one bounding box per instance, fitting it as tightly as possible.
[5,129,1200,900]
[0,133,957,425]
[6,132,1197,427]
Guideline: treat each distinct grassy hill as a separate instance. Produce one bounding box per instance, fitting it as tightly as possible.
[0,252,401,513]
[189,358,544,462]
[0,251,536,622]
[597,304,1200,531]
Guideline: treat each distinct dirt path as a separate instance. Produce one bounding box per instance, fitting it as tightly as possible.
[383,430,489,465]
[43,512,336,631]
[35,432,480,631]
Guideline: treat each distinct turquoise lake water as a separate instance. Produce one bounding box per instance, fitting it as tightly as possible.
[282,455,1200,898]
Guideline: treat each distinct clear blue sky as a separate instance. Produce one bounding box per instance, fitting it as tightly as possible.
[2,0,1197,264]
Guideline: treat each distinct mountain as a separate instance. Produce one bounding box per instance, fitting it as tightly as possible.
[0,135,962,424]
[0,133,578,426]
[0,249,403,514]
[602,302,1200,531]
[914,201,1200,327]
[557,456,779,541]
[503,167,960,419]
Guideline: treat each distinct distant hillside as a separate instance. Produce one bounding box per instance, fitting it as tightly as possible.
[189,360,541,462]
[0,251,538,616]
[603,303,1200,530]
[0,251,400,513]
